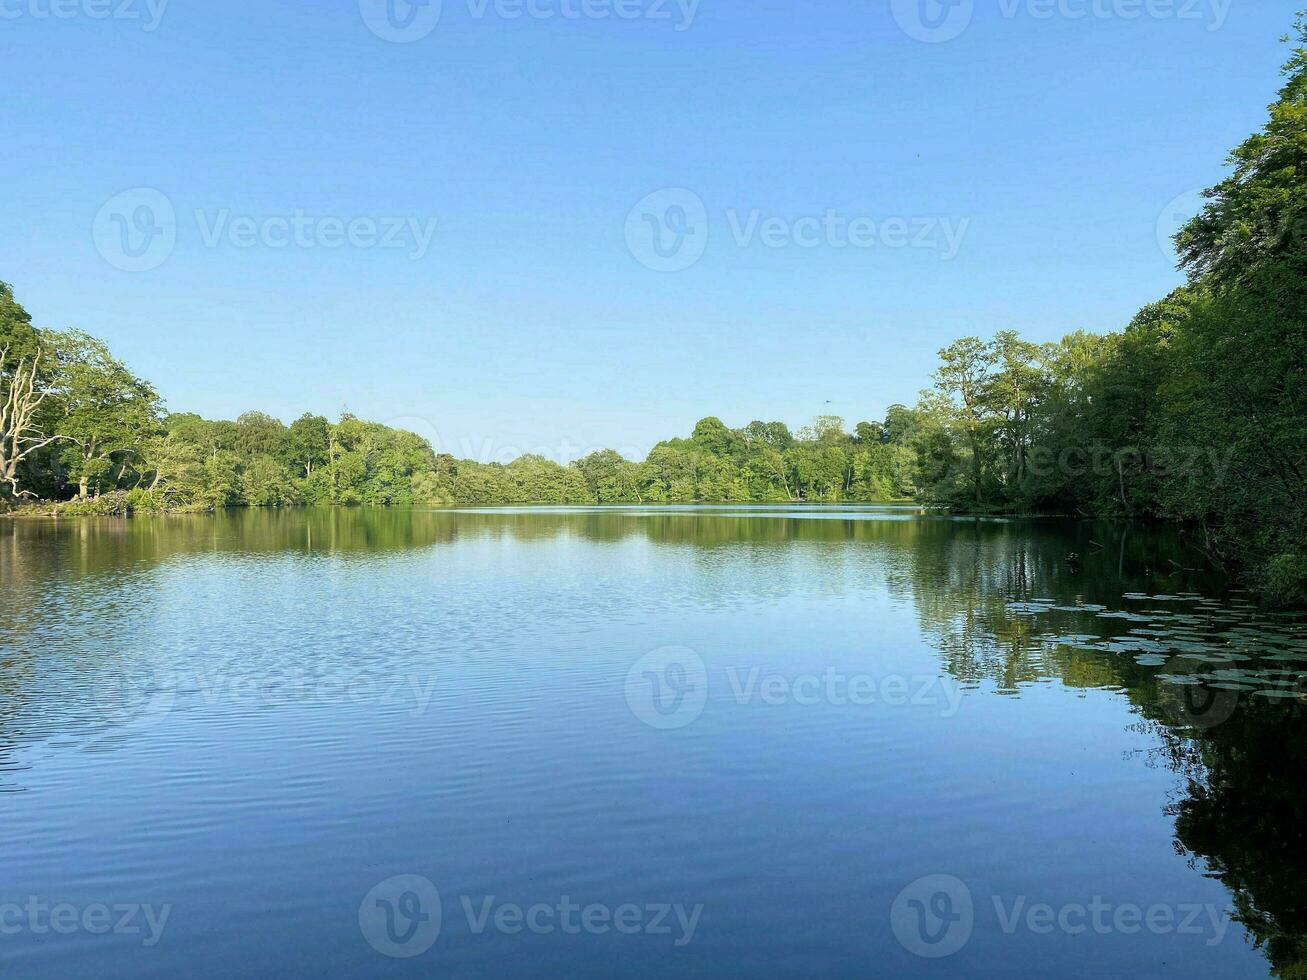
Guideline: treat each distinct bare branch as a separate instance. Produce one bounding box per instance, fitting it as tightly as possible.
[1,348,63,498]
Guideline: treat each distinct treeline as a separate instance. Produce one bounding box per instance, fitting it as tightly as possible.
[0,316,920,511]
[1,16,1304,602]
[0,284,919,507]
[910,16,1307,604]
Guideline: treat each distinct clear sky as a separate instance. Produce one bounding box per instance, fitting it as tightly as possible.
[0,0,1293,462]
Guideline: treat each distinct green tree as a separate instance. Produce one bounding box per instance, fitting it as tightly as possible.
[933,337,997,506]
[138,432,205,504]
[288,413,330,478]
[0,282,41,372]
[574,449,631,503]
[854,420,882,445]
[234,412,290,460]
[242,455,298,507]
[985,330,1048,493]
[1177,14,1307,288]
[691,417,735,457]
[49,331,161,499]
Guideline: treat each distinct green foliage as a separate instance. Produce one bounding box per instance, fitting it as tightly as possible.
[47,331,162,500]
[891,14,1307,600]
[241,455,299,507]
[1177,13,1307,288]
[288,413,330,477]
[1262,554,1307,608]
[0,281,41,371]
[2,13,1305,602]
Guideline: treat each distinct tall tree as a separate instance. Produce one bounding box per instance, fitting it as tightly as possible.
[0,347,63,497]
[0,282,41,372]
[1176,13,1307,289]
[49,331,161,498]
[985,331,1048,491]
[934,337,997,506]
[288,413,330,478]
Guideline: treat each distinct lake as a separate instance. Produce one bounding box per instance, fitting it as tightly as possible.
[2,505,1305,978]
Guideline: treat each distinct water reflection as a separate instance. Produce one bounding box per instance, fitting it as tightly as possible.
[1,506,1303,975]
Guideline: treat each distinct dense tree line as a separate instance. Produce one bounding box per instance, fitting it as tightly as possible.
[1,16,1304,602]
[0,320,920,512]
[905,16,1307,604]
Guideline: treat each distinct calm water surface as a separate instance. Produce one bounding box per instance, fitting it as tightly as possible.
[2,506,1305,978]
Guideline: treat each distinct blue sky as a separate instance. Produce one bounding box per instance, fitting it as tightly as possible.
[0,0,1293,462]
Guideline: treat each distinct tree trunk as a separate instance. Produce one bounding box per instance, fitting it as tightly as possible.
[971,434,983,506]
